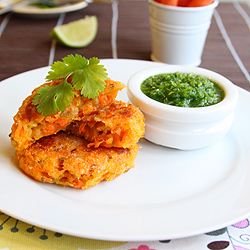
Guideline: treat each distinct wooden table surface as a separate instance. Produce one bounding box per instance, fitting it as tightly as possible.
[1,2,250,249]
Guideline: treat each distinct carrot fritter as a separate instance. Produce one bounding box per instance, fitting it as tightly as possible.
[11,72,145,190]
[16,132,139,189]
[65,100,145,148]
[10,78,125,151]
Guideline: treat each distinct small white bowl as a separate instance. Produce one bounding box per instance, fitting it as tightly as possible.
[127,65,238,150]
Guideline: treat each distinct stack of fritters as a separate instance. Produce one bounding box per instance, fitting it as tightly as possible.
[10,78,145,189]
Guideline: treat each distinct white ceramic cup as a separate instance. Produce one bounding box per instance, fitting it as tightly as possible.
[127,65,238,150]
[148,0,219,66]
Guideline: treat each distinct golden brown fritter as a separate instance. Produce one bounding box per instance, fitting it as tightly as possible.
[65,100,145,148]
[10,78,125,151]
[16,132,139,189]
[11,73,145,189]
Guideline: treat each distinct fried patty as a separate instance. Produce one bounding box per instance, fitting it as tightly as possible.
[11,78,125,151]
[65,100,145,148]
[11,75,145,189]
[16,131,139,189]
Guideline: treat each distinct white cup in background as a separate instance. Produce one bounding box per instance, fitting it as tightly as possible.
[148,0,219,66]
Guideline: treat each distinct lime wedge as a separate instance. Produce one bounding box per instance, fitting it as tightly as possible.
[50,16,98,48]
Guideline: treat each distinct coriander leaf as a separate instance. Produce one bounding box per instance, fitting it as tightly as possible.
[46,54,88,81]
[33,55,108,116]
[63,54,88,69]
[72,57,108,99]
[32,79,74,116]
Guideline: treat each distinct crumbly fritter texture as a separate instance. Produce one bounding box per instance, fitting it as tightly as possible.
[65,101,145,148]
[16,132,139,189]
[10,78,125,151]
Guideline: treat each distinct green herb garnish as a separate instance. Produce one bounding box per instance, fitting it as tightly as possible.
[32,54,108,116]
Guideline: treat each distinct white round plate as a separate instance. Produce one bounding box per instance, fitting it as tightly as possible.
[1,59,250,241]
[0,0,88,18]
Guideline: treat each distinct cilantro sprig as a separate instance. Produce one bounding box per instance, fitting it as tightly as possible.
[32,54,108,116]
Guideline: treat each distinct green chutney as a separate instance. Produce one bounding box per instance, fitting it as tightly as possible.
[140,72,225,108]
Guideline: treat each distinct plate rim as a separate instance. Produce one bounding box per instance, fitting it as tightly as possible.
[0,0,88,15]
[1,59,250,241]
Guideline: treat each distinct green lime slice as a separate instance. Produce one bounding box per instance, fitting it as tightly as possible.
[50,16,98,48]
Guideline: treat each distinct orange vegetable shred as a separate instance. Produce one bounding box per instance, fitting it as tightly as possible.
[187,0,214,6]
[153,0,214,7]
[160,0,178,6]
[177,0,191,7]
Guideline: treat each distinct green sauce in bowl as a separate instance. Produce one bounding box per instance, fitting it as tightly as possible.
[140,72,225,108]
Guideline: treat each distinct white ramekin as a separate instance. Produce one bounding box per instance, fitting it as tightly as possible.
[127,65,238,150]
